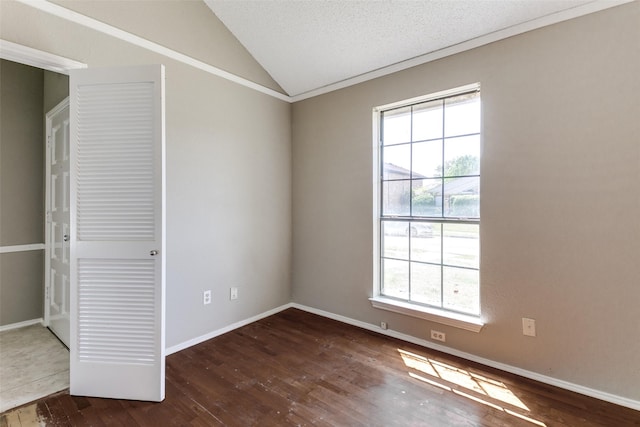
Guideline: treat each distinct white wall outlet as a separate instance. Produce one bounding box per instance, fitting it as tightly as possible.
[230,287,238,300]
[380,321,388,330]
[523,318,536,337]
[203,290,211,305]
[431,330,446,342]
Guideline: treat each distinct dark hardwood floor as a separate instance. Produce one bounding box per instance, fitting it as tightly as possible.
[3,308,639,426]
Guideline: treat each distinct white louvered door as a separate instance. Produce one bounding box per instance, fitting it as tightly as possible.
[69,65,165,401]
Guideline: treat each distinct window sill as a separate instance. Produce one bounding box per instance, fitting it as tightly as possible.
[369,297,484,333]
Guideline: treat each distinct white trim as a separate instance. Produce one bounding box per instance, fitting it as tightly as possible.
[13,0,290,102]
[165,303,294,355]
[0,243,45,254]
[9,0,632,103]
[369,297,484,333]
[289,0,634,102]
[374,83,481,112]
[0,39,86,74]
[371,109,381,305]
[0,318,43,332]
[290,303,640,411]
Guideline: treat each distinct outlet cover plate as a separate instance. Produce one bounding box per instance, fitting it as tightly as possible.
[523,318,536,337]
[431,330,446,342]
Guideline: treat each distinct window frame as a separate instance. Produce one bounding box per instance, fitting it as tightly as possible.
[371,84,484,332]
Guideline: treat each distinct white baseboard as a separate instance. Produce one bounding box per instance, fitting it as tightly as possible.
[164,302,639,411]
[289,303,640,412]
[165,303,294,355]
[0,318,43,332]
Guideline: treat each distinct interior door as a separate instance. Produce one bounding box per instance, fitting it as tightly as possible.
[45,98,71,347]
[69,65,166,401]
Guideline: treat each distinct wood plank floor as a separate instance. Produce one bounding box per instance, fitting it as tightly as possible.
[2,308,639,426]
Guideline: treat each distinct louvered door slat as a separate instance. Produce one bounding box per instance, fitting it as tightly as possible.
[70,65,165,402]
[76,81,154,242]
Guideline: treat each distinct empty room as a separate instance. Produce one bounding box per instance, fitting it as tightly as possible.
[0,0,638,425]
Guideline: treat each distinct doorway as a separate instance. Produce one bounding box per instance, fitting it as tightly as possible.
[0,58,70,412]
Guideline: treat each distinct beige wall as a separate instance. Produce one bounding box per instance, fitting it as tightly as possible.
[50,0,284,94]
[0,252,44,325]
[292,2,640,401]
[0,0,292,345]
[43,70,69,114]
[0,59,45,325]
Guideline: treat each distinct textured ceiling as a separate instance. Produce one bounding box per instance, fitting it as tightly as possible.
[204,0,607,98]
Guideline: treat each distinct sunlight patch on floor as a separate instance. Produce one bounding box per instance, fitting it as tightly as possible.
[0,403,46,427]
[399,348,547,427]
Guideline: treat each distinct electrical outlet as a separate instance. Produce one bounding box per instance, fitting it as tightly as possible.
[230,287,238,300]
[203,290,211,305]
[380,321,388,330]
[431,330,446,342]
[523,318,536,337]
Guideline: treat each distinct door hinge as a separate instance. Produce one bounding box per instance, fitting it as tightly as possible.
[46,210,52,223]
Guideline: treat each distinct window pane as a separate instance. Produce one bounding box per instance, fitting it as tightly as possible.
[382,144,411,179]
[382,259,409,299]
[412,179,442,217]
[383,106,411,145]
[412,99,443,142]
[379,87,480,316]
[411,262,441,306]
[382,221,409,259]
[443,177,479,218]
[443,267,479,315]
[382,180,410,216]
[444,135,480,177]
[444,93,480,137]
[405,221,434,238]
[412,140,442,178]
[411,222,441,263]
[443,224,479,269]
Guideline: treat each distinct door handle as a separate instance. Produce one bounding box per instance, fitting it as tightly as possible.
[150,250,159,256]
[63,234,70,242]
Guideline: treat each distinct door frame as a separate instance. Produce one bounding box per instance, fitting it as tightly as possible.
[0,40,86,332]
[0,40,86,75]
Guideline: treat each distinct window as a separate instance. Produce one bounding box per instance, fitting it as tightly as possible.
[375,85,481,320]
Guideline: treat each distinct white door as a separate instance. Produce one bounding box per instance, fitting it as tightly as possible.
[45,98,71,347]
[69,65,166,402]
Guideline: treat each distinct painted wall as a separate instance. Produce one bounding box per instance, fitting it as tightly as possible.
[43,70,69,114]
[0,0,292,346]
[292,2,640,401]
[50,0,284,94]
[0,59,45,325]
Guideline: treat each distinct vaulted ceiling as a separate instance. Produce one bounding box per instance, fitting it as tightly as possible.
[204,0,625,99]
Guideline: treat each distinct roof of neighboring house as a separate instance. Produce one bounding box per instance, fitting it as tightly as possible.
[437,176,479,196]
[384,163,426,179]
